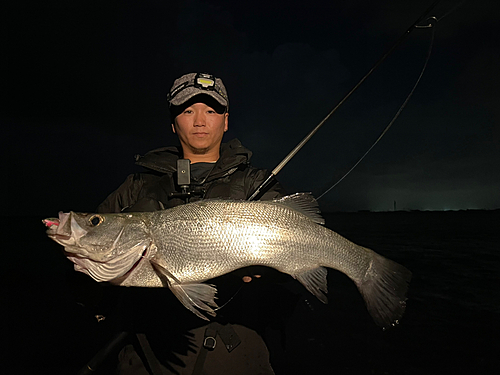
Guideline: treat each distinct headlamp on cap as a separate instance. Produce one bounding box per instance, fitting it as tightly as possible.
[195,73,216,89]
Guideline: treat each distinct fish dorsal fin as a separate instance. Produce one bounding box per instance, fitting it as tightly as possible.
[274,193,325,225]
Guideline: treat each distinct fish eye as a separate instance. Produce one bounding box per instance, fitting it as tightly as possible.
[89,215,104,227]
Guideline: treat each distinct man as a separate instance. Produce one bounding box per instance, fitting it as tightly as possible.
[97,72,282,214]
[96,72,291,374]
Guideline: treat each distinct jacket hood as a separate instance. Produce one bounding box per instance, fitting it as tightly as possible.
[135,138,253,179]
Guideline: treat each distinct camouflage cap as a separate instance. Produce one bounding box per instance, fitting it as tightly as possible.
[167,72,229,109]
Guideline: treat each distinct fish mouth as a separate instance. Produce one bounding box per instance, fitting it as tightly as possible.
[43,213,85,246]
[49,233,72,242]
[43,218,62,238]
[43,218,60,228]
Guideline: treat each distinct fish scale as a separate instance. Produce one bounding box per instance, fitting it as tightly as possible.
[44,193,411,328]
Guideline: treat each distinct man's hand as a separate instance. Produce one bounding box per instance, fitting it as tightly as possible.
[242,274,261,283]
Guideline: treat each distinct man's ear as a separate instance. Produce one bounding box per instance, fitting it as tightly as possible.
[171,123,176,133]
[224,112,229,132]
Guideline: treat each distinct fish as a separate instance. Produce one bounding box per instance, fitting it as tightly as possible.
[43,193,411,328]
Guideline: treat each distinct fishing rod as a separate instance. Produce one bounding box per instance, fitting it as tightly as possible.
[317,17,438,200]
[248,0,442,201]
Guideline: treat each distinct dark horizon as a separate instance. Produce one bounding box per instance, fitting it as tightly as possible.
[3,0,500,215]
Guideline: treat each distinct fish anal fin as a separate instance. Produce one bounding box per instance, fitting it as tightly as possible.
[151,260,218,320]
[296,267,328,304]
[274,193,325,225]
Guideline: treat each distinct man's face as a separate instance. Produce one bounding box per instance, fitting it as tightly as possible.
[172,102,228,156]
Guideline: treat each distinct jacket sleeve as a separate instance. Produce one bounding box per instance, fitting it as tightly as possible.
[96,174,144,214]
[245,168,286,201]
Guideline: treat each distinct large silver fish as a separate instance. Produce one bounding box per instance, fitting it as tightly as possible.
[43,193,411,328]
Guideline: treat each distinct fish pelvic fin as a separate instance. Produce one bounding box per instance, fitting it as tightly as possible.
[151,261,218,321]
[170,283,218,321]
[295,267,328,304]
[274,193,325,225]
[355,250,412,330]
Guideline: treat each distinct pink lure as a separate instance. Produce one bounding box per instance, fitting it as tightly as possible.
[43,219,60,227]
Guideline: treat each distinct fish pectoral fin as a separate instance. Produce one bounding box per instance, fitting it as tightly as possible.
[295,267,328,304]
[170,283,218,321]
[150,260,218,321]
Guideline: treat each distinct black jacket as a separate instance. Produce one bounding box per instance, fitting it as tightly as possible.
[88,139,297,373]
[93,138,292,328]
[97,138,284,214]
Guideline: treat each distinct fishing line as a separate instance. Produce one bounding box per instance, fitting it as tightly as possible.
[213,285,243,311]
[317,16,438,200]
[248,0,442,201]
[317,0,467,199]
[436,0,467,22]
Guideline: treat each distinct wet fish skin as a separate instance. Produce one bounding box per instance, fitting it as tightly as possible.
[44,193,411,328]
[45,211,152,282]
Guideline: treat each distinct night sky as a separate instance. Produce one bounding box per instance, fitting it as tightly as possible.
[3,0,500,215]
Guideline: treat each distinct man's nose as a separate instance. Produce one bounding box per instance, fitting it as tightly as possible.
[193,112,206,126]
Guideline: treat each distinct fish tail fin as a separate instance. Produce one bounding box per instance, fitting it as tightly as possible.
[355,250,412,329]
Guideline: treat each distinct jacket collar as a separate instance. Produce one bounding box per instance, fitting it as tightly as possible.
[135,138,252,179]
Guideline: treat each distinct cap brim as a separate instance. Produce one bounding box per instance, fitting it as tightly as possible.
[169,87,228,107]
